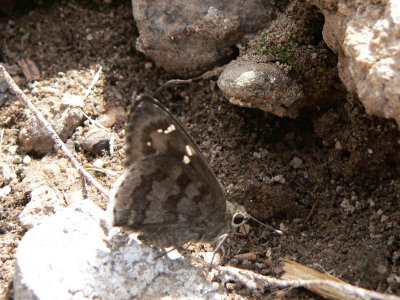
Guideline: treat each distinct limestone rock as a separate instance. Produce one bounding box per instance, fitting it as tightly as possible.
[312,0,400,125]
[14,200,225,299]
[132,0,276,77]
[19,185,65,229]
[19,107,83,154]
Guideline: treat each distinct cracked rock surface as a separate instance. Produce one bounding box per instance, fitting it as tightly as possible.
[14,200,225,300]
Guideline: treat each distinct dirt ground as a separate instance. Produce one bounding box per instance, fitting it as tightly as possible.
[0,1,399,299]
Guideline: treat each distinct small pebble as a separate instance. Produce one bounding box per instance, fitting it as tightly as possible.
[23,155,32,165]
[0,185,12,197]
[290,157,303,168]
[335,141,343,150]
[8,145,17,154]
[61,94,84,108]
[253,152,262,159]
[12,156,22,164]
[144,62,153,69]
[93,159,104,168]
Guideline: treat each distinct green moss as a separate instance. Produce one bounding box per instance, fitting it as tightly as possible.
[257,31,297,66]
[260,42,296,65]
[220,114,229,121]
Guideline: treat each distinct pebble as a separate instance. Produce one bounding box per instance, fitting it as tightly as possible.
[290,156,303,168]
[83,128,111,154]
[97,106,125,128]
[8,145,17,154]
[0,185,12,197]
[23,155,32,165]
[61,94,84,108]
[93,159,104,169]
[144,62,153,69]
[12,156,22,164]
[43,164,61,176]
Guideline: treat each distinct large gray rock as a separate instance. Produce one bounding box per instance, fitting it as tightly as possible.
[312,0,400,126]
[14,200,226,300]
[132,0,276,77]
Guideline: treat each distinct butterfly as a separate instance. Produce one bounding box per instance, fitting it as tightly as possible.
[109,95,280,249]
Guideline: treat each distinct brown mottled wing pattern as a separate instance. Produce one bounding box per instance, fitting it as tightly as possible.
[111,95,227,248]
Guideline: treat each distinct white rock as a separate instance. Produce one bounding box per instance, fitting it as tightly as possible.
[19,185,65,229]
[8,145,17,154]
[14,200,226,300]
[61,94,84,108]
[93,159,104,168]
[22,155,32,165]
[0,185,11,197]
[313,0,400,126]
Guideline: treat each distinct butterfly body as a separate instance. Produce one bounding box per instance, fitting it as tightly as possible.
[110,95,247,248]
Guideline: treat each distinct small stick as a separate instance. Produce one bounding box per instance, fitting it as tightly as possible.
[216,265,400,300]
[0,64,109,198]
[0,128,4,153]
[153,66,225,97]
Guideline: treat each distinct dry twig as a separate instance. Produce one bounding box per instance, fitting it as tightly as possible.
[216,263,400,300]
[0,64,109,198]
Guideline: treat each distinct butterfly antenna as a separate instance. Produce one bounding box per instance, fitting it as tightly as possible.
[247,214,284,235]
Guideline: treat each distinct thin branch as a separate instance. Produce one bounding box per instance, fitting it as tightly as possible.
[0,64,109,198]
[152,66,225,97]
[216,265,400,300]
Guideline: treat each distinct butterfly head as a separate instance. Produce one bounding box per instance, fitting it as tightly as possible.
[226,201,250,229]
[226,200,284,235]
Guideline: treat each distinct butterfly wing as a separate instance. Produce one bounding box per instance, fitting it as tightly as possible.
[110,95,227,247]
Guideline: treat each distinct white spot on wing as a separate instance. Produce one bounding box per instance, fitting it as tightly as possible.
[183,155,191,164]
[157,129,163,133]
[164,124,176,134]
[185,145,193,156]
[146,141,152,146]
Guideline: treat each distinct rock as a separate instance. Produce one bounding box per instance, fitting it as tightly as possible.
[19,185,65,229]
[97,106,126,128]
[218,60,304,117]
[83,128,110,154]
[1,163,14,184]
[0,185,11,198]
[290,157,303,169]
[218,1,338,117]
[14,200,226,299]
[93,158,104,168]
[61,94,84,108]
[312,0,400,126]
[22,155,31,165]
[133,0,276,77]
[19,107,83,154]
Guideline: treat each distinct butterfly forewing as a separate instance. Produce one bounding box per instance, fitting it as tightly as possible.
[126,96,224,198]
[111,95,228,247]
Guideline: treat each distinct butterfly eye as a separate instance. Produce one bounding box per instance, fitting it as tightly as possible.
[232,213,247,227]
